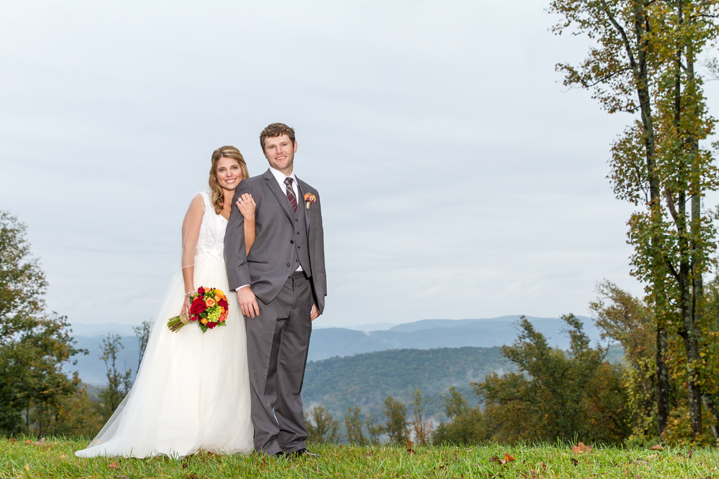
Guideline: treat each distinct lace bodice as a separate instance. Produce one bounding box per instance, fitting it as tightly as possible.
[195,192,228,262]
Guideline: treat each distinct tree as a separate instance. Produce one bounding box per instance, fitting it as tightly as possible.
[410,389,433,445]
[132,320,152,374]
[549,0,669,437]
[304,405,339,444]
[365,415,382,445]
[478,315,630,444]
[432,387,486,445]
[51,384,104,437]
[344,406,368,445]
[0,211,84,434]
[590,280,659,441]
[96,333,132,420]
[550,0,719,440]
[382,396,409,445]
[443,387,469,420]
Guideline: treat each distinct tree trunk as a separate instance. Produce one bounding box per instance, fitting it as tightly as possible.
[632,0,669,436]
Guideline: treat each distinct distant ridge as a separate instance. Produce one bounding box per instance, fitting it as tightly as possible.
[308,315,602,361]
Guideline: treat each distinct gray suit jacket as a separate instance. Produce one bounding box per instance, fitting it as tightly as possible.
[224,169,327,313]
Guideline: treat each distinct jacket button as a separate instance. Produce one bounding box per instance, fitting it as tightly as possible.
[295,218,299,222]
[297,232,300,235]
[286,263,290,267]
[290,240,294,244]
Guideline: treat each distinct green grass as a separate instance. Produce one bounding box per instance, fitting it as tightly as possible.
[2,437,719,478]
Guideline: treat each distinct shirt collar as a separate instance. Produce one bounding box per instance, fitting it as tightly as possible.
[269,166,297,185]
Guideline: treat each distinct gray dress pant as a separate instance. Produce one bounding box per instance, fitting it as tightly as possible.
[245,271,313,455]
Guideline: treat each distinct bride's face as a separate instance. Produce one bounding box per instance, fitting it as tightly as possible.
[216,157,242,191]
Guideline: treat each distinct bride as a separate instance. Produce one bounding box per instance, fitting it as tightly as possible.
[76,146,255,458]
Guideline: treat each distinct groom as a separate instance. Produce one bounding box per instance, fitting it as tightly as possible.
[224,123,327,457]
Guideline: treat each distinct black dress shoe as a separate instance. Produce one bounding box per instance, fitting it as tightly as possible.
[272,451,288,459]
[291,448,319,458]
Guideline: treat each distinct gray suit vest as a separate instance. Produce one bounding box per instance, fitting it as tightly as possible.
[291,199,312,278]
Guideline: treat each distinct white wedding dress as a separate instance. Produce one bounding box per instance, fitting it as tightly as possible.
[76,192,254,458]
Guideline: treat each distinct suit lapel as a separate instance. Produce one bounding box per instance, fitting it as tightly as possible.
[263,169,293,223]
[296,178,311,235]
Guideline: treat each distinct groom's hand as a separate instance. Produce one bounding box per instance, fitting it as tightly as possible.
[237,287,260,318]
[310,304,320,321]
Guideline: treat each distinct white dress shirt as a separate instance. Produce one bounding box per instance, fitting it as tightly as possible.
[269,167,299,202]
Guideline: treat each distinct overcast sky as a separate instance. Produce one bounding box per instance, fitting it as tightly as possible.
[3,1,717,329]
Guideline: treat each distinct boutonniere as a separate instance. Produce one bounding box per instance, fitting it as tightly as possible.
[303,193,317,210]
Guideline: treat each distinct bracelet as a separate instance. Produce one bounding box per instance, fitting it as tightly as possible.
[185,291,195,297]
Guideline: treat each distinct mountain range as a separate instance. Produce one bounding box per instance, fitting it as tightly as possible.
[67,315,607,386]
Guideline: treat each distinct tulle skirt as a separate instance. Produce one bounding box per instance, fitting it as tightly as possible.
[76,256,254,458]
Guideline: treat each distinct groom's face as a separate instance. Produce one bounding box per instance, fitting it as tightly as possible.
[263,134,297,174]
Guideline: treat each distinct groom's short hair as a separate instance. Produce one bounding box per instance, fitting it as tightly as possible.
[261,123,296,149]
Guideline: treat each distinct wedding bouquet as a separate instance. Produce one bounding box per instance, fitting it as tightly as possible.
[167,286,229,333]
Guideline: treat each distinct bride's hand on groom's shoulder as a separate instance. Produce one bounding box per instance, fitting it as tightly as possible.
[236,194,256,221]
[236,287,260,318]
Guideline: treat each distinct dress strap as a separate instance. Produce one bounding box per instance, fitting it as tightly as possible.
[199,192,213,212]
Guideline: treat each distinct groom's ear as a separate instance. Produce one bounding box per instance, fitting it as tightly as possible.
[293,141,298,153]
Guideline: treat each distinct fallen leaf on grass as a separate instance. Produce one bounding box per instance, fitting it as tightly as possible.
[362,452,373,457]
[7,438,15,443]
[405,440,415,454]
[24,465,30,471]
[650,444,664,451]
[108,462,120,469]
[489,453,515,465]
[59,454,67,459]
[24,440,32,445]
[572,442,593,454]
[34,438,45,446]
[570,458,579,466]
[631,459,648,465]
[530,469,538,478]
[688,448,695,459]
[185,475,198,479]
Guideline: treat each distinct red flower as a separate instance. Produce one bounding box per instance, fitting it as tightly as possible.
[197,286,205,296]
[207,322,216,329]
[218,298,228,309]
[191,297,207,316]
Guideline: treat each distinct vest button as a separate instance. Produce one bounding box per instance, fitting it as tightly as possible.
[286,263,290,267]
[295,218,299,222]
[297,232,300,235]
[290,240,294,244]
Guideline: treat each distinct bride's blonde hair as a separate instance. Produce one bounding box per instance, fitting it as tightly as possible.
[209,146,249,214]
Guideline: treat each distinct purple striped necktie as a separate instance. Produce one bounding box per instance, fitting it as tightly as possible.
[284,177,297,213]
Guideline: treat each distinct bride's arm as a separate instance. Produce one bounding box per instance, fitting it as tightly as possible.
[181,194,204,317]
[236,193,256,254]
